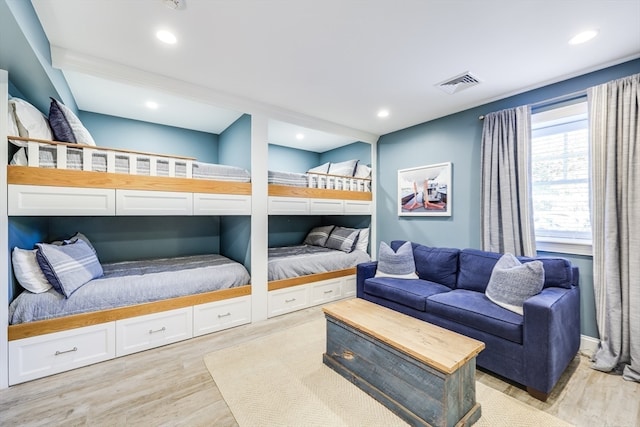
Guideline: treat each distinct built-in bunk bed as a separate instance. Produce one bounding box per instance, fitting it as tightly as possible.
[266,143,373,317]
[5,96,253,385]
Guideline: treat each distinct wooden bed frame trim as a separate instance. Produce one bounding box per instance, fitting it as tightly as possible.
[8,285,251,341]
[267,268,356,292]
[268,184,372,201]
[7,166,252,195]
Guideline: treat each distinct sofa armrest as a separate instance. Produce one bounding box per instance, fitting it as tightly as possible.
[357,261,378,298]
[523,285,581,394]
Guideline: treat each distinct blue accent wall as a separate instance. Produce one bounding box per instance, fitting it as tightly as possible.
[220,217,251,271]
[268,144,320,172]
[218,114,251,170]
[79,111,219,163]
[321,141,371,165]
[376,58,640,338]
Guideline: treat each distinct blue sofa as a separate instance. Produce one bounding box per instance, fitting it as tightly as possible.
[356,240,580,401]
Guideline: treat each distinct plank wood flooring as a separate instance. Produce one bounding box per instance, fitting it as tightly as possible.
[1,304,639,427]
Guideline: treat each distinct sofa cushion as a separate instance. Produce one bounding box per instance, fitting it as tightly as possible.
[517,256,573,289]
[427,289,524,344]
[486,254,545,315]
[392,241,460,289]
[364,277,451,312]
[375,241,418,279]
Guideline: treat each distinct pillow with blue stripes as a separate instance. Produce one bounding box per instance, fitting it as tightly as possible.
[36,239,103,298]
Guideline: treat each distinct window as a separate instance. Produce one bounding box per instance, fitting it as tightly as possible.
[531,100,591,255]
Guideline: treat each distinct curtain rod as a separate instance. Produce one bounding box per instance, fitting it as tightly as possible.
[478,89,587,120]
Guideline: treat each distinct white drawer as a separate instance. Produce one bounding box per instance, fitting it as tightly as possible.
[116,189,193,215]
[193,295,251,337]
[310,278,343,305]
[115,307,193,356]
[309,198,344,214]
[341,275,357,298]
[268,286,309,317]
[8,184,116,216]
[9,323,116,385]
[193,193,251,215]
[268,197,309,215]
[344,200,372,214]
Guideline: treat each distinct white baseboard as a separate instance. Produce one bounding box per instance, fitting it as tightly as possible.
[580,334,599,357]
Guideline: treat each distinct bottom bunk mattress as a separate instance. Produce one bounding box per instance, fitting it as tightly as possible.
[268,245,371,281]
[9,254,251,325]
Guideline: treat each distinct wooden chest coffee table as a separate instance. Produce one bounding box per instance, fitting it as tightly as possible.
[323,298,485,427]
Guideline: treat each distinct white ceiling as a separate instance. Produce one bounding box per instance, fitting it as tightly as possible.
[31,0,640,152]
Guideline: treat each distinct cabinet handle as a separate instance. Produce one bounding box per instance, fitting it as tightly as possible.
[218,312,232,318]
[285,298,296,303]
[149,327,166,334]
[324,290,333,294]
[55,347,78,356]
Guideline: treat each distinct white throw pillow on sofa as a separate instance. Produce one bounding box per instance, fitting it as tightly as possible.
[485,253,545,315]
[375,241,418,279]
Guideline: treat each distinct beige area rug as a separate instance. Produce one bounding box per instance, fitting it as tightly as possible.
[204,318,573,427]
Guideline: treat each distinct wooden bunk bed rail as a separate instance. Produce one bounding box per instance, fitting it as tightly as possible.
[267,267,356,291]
[7,165,251,195]
[268,185,371,201]
[8,285,251,341]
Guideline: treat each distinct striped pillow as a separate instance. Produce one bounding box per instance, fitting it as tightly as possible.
[303,225,335,247]
[325,226,359,253]
[36,239,103,298]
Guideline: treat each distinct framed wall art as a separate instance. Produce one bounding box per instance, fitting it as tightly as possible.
[398,162,451,216]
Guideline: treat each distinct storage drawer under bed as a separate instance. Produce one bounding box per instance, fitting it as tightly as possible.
[193,295,252,337]
[8,322,116,385]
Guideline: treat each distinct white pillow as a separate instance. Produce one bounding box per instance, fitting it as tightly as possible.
[355,228,370,252]
[308,162,330,174]
[328,159,358,177]
[9,98,53,142]
[12,247,52,294]
[7,106,20,136]
[374,241,418,279]
[354,164,372,179]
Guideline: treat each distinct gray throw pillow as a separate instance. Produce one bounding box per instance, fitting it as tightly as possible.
[374,241,418,279]
[325,226,359,253]
[485,253,545,315]
[36,239,104,298]
[303,225,335,247]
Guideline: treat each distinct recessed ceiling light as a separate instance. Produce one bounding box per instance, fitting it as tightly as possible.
[146,101,159,109]
[156,30,177,45]
[377,109,390,118]
[569,30,598,45]
[296,133,305,140]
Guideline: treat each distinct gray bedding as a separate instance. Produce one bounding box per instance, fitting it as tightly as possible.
[268,170,308,187]
[268,245,370,281]
[9,254,250,325]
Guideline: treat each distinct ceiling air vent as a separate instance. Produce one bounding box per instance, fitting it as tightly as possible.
[436,71,481,94]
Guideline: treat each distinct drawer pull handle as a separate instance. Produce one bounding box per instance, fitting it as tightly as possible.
[149,327,166,334]
[218,312,232,318]
[324,290,333,294]
[285,298,296,303]
[55,347,78,356]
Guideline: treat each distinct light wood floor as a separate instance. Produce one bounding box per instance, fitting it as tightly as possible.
[1,305,639,427]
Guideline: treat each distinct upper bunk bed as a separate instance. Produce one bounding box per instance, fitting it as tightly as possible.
[267,141,373,215]
[6,97,252,216]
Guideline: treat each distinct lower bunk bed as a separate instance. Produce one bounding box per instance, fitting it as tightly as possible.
[8,253,251,385]
[266,225,371,317]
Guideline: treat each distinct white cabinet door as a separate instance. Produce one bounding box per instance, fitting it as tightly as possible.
[310,278,343,305]
[116,189,193,215]
[341,275,357,298]
[193,295,251,337]
[8,184,116,216]
[309,198,344,214]
[268,197,309,215]
[115,307,193,356]
[193,193,251,215]
[268,286,309,317]
[9,323,116,385]
[344,200,372,214]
